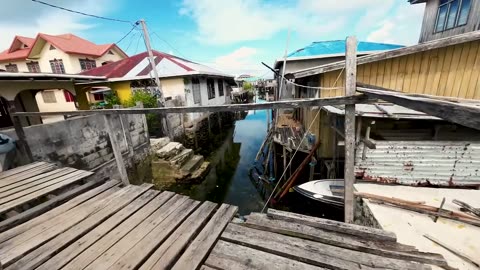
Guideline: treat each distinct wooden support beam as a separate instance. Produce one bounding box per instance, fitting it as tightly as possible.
[103,114,129,185]
[12,95,373,117]
[9,108,33,163]
[356,83,480,131]
[344,36,357,223]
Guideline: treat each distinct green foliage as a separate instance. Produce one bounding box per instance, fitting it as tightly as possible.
[123,90,163,136]
[103,92,120,108]
[243,82,253,91]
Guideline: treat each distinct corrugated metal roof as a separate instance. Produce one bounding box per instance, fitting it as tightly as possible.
[323,103,440,120]
[355,141,480,187]
[287,40,404,58]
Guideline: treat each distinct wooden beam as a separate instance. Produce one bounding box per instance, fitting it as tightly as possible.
[293,30,480,78]
[356,84,480,131]
[104,115,129,185]
[344,36,357,223]
[12,95,373,117]
[9,107,33,163]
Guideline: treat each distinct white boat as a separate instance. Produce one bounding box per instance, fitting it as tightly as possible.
[293,179,344,207]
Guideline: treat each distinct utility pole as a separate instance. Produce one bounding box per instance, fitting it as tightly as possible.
[138,19,170,137]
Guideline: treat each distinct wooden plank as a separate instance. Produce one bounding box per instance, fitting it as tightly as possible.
[452,42,471,97]
[104,114,129,185]
[0,168,75,195]
[459,41,479,98]
[221,224,431,270]
[12,95,373,117]
[244,213,447,267]
[0,162,46,180]
[0,179,103,233]
[36,191,175,270]
[444,44,464,97]
[200,266,216,270]
[205,240,326,270]
[403,54,415,92]
[0,170,94,215]
[8,189,160,270]
[0,180,118,244]
[63,194,188,270]
[172,204,238,270]
[83,195,193,270]
[109,200,201,270]
[293,31,480,78]
[0,170,86,204]
[467,41,480,99]
[11,114,32,163]
[356,84,480,131]
[0,185,151,267]
[140,201,217,270]
[267,209,396,242]
[344,36,356,223]
[423,49,439,95]
[0,164,57,188]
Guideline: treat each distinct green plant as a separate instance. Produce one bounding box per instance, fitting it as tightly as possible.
[243,82,253,91]
[103,92,121,108]
[123,90,163,136]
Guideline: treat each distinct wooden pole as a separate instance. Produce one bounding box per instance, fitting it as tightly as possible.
[104,114,129,185]
[9,107,33,163]
[344,36,357,223]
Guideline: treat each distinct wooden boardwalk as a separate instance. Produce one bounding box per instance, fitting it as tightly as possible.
[0,163,449,270]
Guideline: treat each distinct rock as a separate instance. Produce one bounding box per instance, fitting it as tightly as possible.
[156,142,184,159]
[181,155,204,173]
[150,137,170,153]
[189,162,211,183]
[169,149,194,168]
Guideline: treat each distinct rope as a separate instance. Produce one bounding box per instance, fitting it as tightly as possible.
[260,66,345,213]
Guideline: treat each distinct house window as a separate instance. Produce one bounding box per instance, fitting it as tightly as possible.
[64,90,75,102]
[93,93,104,101]
[79,59,97,71]
[207,78,215,99]
[5,63,18,73]
[218,79,224,96]
[42,91,57,103]
[27,61,41,73]
[192,78,201,104]
[50,59,65,74]
[435,0,471,33]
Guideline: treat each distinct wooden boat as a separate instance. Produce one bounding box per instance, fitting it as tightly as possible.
[293,179,344,207]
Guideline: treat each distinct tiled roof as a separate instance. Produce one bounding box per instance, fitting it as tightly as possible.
[80,50,233,79]
[0,33,127,62]
[287,40,404,58]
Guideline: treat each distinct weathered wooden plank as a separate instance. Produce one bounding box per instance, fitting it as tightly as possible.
[0,170,87,204]
[267,209,396,242]
[7,189,160,270]
[293,30,480,78]
[83,195,193,270]
[356,84,480,131]
[0,179,103,233]
[0,180,118,243]
[0,162,46,180]
[36,191,174,270]
[244,213,447,267]
[205,240,326,270]
[200,266,216,270]
[0,164,57,188]
[12,95,372,117]
[104,114,129,185]
[222,224,431,270]
[140,201,217,270]
[0,171,94,215]
[63,194,187,270]
[0,168,75,195]
[110,200,201,270]
[0,185,152,267]
[172,204,238,270]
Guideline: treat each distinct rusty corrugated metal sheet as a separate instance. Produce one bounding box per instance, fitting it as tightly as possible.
[355,141,480,187]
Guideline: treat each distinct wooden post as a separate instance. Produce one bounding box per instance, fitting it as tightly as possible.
[104,114,129,185]
[207,114,212,136]
[114,105,134,159]
[344,36,357,223]
[9,108,33,163]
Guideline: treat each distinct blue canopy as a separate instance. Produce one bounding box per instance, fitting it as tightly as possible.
[288,40,404,58]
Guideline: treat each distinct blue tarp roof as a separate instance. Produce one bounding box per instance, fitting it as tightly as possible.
[287,40,404,58]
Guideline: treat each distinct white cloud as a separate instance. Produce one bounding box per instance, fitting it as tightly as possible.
[0,0,114,50]
[179,0,420,46]
[205,47,266,76]
[367,3,425,45]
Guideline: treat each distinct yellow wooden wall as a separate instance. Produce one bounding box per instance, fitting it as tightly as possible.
[320,40,480,99]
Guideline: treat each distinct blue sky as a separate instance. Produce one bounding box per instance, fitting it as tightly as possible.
[1,0,425,77]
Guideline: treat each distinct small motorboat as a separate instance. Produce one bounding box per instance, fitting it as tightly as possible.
[293,179,344,208]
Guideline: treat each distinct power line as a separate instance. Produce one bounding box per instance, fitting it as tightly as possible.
[150,32,187,59]
[116,23,140,44]
[31,0,132,24]
[125,31,139,52]
[134,33,143,54]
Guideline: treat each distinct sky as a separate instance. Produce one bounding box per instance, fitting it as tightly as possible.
[0,0,425,77]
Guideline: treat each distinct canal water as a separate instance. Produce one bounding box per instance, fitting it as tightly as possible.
[163,99,343,220]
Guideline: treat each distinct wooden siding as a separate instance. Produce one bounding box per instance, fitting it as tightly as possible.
[319,40,480,99]
[419,0,480,43]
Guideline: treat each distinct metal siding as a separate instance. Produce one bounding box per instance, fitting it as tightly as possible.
[355,141,480,186]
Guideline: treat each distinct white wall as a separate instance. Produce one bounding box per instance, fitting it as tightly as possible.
[183,76,229,122]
